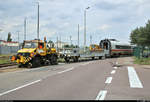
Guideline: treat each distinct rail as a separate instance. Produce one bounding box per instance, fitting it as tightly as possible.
[0,63,17,68]
[0,55,17,68]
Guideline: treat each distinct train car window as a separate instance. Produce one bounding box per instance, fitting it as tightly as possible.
[104,42,109,50]
[116,45,131,49]
[91,45,95,48]
[38,43,44,49]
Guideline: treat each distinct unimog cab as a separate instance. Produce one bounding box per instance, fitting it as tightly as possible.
[11,37,58,68]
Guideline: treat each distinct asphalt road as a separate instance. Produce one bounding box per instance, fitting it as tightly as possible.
[0,58,149,100]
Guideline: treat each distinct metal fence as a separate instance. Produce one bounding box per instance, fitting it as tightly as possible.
[0,45,20,55]
[133,46,150,58]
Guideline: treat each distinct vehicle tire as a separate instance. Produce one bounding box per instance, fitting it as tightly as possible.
[18,64,23,68]
[73,57,79,62]
[51,55,58,65]
[102,55,106,60]
[76,57,79,62]
[92,57,95,60]
[29,57,41,68]
[65,57,70,63]
[99,56,102,60]
[44,60,50,66]
[27,62,33,68]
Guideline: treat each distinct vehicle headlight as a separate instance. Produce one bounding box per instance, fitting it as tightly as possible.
[30,53,34,57]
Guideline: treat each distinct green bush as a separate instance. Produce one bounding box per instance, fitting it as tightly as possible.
[134,57,150,65]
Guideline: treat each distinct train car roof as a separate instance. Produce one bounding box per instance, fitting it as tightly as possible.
[109,40,131,46]
[101,39,131,46]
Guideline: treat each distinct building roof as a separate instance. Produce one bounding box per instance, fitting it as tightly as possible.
[0,40,18,43]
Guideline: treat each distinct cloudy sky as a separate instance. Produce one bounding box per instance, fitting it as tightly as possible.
[0,0,150,46]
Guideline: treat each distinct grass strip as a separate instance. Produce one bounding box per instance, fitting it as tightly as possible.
[134,57,150,65]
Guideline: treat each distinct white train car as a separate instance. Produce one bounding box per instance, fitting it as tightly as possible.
[99,39,133,57]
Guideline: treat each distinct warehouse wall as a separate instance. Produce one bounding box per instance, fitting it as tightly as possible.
[0,46,20,54]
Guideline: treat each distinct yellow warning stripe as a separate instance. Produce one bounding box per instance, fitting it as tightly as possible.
[23,57,32,63]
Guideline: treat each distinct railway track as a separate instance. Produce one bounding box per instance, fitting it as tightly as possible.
[0,55,131,69]
[0,63,17,68]
[0,55,17,68]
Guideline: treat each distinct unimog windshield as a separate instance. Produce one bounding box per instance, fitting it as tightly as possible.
[23,42,38,48]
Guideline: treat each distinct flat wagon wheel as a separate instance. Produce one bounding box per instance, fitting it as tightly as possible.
[73,57,79,62]
[65,57,70,63]
[92,57,95,60]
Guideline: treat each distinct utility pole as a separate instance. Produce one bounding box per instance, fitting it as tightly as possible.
[60,34,61,49]
[90,35,92,45]
[57,36,58,51]
[0,29,2,40]
[84,10,86,51]
[24,17,27,41]
[78,24,79,48]
[70,35,72,45]
[17,31,20,49]
[36,2,40,40]
[84,7,90,52]
[17,31,20,43]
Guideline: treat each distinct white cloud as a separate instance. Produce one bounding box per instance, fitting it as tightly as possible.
[0,0,150,45]
[98,24,111,31]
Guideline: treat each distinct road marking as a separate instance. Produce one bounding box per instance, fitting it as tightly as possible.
[114,67,117,69]
[105,77,113,84]
[96,90,107,100]
[58,63,65,65]
[58,67,74,74]
[0,79,41,96]
[42,72,59,79]
[81,63,90,66]
[116,62,118,65]
[111,70,116,74]
[127,66,143,88]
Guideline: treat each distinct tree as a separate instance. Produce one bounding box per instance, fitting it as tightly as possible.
[7,32,12,42]
[48,40,54,47]
[70,44,74,48]
[145,20,150,46]
[64,44,70,48]
[63,44,78,48]
[48,40,53,43]
[130,28,139,45]
[130,20,150,47]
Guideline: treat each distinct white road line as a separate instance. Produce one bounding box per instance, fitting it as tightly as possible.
[42,72,59,79]
[96,90,107,100]
[127,66,143,88]
[81,63,89,66]
[0,79,41,96]
[116,62,118,65]
[111,70,116,74]
[58,67,74,74]
[114,67,117,69]
[105,77,113,84]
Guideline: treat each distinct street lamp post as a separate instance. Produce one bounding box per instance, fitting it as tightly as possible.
[0,29,2,40]
[84,7,90,52]
[57,36,58,52]
[17,31,20,49]
[24,17,27,41]
[90,35,92,45]
[78,24,79,48]
[37,2,40,40]
[70,35,72,45]
[35,2,40,40]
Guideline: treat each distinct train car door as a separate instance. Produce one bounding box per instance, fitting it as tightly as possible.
[99,39,111,57]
